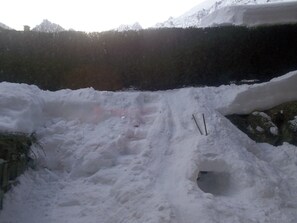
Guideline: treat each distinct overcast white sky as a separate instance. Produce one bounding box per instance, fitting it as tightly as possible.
[0,0,205,32]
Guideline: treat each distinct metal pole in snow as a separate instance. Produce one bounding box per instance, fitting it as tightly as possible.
[192,114,203,135]
[202,113,208,136]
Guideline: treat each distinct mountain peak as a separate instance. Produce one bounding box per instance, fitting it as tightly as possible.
[0,22,11,30]
[116,22,143,32]
[32,19,65,33]
[155,0,291,28]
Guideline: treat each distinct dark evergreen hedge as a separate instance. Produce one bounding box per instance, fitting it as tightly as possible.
[0,24,297,91]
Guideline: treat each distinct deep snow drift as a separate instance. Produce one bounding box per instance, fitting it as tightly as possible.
[1,71,297,223]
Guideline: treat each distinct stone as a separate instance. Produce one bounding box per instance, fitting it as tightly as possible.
[226,101,297,146]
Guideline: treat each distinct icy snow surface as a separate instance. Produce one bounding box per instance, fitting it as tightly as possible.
[1,71,297,223]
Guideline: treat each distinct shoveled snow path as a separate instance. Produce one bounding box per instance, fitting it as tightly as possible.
[157,92,205,223]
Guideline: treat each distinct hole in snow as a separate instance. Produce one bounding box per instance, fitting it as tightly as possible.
[197,171,231,196]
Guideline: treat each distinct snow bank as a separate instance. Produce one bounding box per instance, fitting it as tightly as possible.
[0,82,44,133]
[222,70,297,114]
[1,71,297,223]
[200,1,297,27]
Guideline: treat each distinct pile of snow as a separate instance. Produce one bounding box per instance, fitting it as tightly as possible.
[32,19,65,33]
[0,83,44,133]
[1,71,297,222]
[201,1,297,27]
[221,70,297,114]
[115,22,142,32]
[155,0,296,28]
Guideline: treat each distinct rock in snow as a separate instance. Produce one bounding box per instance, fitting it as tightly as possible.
[1,71,297,222]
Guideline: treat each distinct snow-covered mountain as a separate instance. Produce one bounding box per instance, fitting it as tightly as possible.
[32,19,65,33]
[155,0,295,28]
[200,1,297,27]
[116,22,142,31]
[0,22,11,30]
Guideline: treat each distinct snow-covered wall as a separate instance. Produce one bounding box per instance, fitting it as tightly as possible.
[200,1,297,27]
[221,70,297,114]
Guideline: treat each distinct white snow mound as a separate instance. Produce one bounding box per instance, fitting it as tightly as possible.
[221,70,297,114]
[1,71,297,223]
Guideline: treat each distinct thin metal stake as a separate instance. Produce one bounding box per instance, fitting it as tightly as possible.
[202,113,208,136]
[192,114,203,135]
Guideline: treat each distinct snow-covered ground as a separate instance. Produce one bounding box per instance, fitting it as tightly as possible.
[1,71,297,223]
